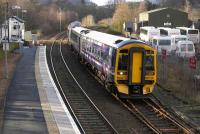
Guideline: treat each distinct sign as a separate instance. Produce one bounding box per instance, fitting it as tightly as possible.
[164,22,172,26]
[3,43,9,51]
[189,57,197,69]
[161,49,167,59]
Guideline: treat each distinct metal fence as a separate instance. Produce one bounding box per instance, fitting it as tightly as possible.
[157,53,200,103]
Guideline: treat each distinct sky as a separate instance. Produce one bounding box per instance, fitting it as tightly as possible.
[90,0,144,6]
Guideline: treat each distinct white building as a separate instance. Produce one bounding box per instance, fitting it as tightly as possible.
[1,16,25,42]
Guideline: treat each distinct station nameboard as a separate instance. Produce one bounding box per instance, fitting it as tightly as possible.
[3,43,9,51]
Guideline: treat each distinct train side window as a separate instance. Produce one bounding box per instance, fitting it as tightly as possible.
[111,49,116,68]
[103,45,109,63]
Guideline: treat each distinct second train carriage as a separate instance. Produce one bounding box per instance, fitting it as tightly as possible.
[68,26,157,98]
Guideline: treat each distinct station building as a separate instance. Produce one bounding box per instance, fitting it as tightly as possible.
[139,7,188,28]
[1,16,25,42]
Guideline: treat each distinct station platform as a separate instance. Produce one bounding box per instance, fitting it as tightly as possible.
[2,46,80,134]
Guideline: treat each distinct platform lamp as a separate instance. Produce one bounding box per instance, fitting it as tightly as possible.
[12,5,21,41]
[12,5,21,17]
[22,9,27,20]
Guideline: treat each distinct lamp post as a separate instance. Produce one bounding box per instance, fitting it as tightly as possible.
[22,9,27,20]
[12,5,21,17]
[12,5,21,41]
[59,8,62,33]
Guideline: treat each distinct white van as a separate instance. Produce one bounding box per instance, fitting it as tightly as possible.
[176,41,195,58]
[140,26,160,43]
[152,36,172,54]
[176,27,199,44]
[171,35,188,51]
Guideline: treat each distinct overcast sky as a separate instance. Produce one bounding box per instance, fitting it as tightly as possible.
[91,0,143,6]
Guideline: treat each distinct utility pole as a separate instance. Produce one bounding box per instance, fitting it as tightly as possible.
[3,0,9,79]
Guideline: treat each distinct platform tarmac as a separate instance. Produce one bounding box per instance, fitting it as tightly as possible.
[2,46,80,134]
[2,47,48,134]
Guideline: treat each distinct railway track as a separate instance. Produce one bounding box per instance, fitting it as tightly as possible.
[83,57,195,133]
[48,33,118,134]
[128,98,191,133]
[47,32,196,134]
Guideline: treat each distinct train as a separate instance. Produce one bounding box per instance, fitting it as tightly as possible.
[68,22,157,98]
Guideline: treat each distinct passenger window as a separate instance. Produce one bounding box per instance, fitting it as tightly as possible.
[103,45,109,63]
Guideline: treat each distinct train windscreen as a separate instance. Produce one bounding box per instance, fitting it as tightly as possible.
[145,56,154,70]
[118,50,128,70]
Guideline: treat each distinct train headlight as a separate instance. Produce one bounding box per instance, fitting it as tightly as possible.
[117,72,127,75]
[145,71,154,75]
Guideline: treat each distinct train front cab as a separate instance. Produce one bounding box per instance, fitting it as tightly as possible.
[114,42,156,98]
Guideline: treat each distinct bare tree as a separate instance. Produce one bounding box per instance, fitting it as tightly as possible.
[112,2,132,32]
[82,14,95,27]
[184,0,193,20]
[139,0,148,13]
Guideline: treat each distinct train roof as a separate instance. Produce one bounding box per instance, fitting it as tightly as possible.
[72,26,148,48]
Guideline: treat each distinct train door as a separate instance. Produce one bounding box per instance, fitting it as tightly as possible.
[128,48,145,86]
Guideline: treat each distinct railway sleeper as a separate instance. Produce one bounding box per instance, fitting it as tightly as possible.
[80,122,105,126]
[84,129,112,134]
[159,128,181,133]
[78,117,102,121]
[75,112,97,115]
[77,114,101,117]
[80,122,106,126]
[82,125,110,130]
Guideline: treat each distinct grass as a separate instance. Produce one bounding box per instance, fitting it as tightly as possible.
[0,48,3,60]
[88,25,122,36]
[0,42,19,60]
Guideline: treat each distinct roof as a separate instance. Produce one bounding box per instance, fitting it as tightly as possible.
[72,26,149,48]
[140,7,187,15]
[145,8,167,14]
[10,16,25,23]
